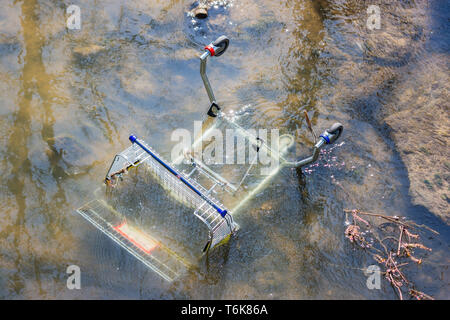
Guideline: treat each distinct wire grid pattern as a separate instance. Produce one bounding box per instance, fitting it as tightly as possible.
[77,200,186,282]
[134,141,237,250]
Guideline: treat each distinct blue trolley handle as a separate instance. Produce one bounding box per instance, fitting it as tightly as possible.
[129,135,228,217]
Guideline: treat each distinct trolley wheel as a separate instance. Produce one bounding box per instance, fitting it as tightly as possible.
[326,122,343,144]
[212,35,229,57]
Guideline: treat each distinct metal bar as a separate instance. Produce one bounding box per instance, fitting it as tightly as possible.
[190,157,238,192]
[235,148,258,191]
[129,135,228,217]
[222,114,287,163]
[186,166,197,177]
[200,51,216,104]
[283,138,325,168]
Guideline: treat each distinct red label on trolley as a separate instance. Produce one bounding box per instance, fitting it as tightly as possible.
[114,222,159,254]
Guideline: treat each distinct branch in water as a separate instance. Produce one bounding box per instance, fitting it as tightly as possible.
[344,208,435,300]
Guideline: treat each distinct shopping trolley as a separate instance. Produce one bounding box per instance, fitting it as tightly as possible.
[76,36,343,282]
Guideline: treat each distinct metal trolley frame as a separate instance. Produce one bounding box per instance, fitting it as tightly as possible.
[76,36,343,282]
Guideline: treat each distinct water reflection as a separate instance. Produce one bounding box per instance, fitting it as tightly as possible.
[1,0,72,298]
[0,0,448,299]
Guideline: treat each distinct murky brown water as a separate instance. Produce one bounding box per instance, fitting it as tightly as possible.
[0,0,448,299]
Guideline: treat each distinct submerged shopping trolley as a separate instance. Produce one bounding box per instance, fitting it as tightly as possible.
[76,36,343,282]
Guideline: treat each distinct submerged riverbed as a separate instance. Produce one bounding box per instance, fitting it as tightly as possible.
[0,0,448,299]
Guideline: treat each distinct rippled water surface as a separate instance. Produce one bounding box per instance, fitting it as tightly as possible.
[0,0,448,299]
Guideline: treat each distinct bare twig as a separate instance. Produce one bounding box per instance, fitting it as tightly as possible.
[409,289,435,300]
[397,226,404,256]
[344,208,435,300]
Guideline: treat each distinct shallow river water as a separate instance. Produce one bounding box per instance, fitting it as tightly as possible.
[0,0,448,299]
